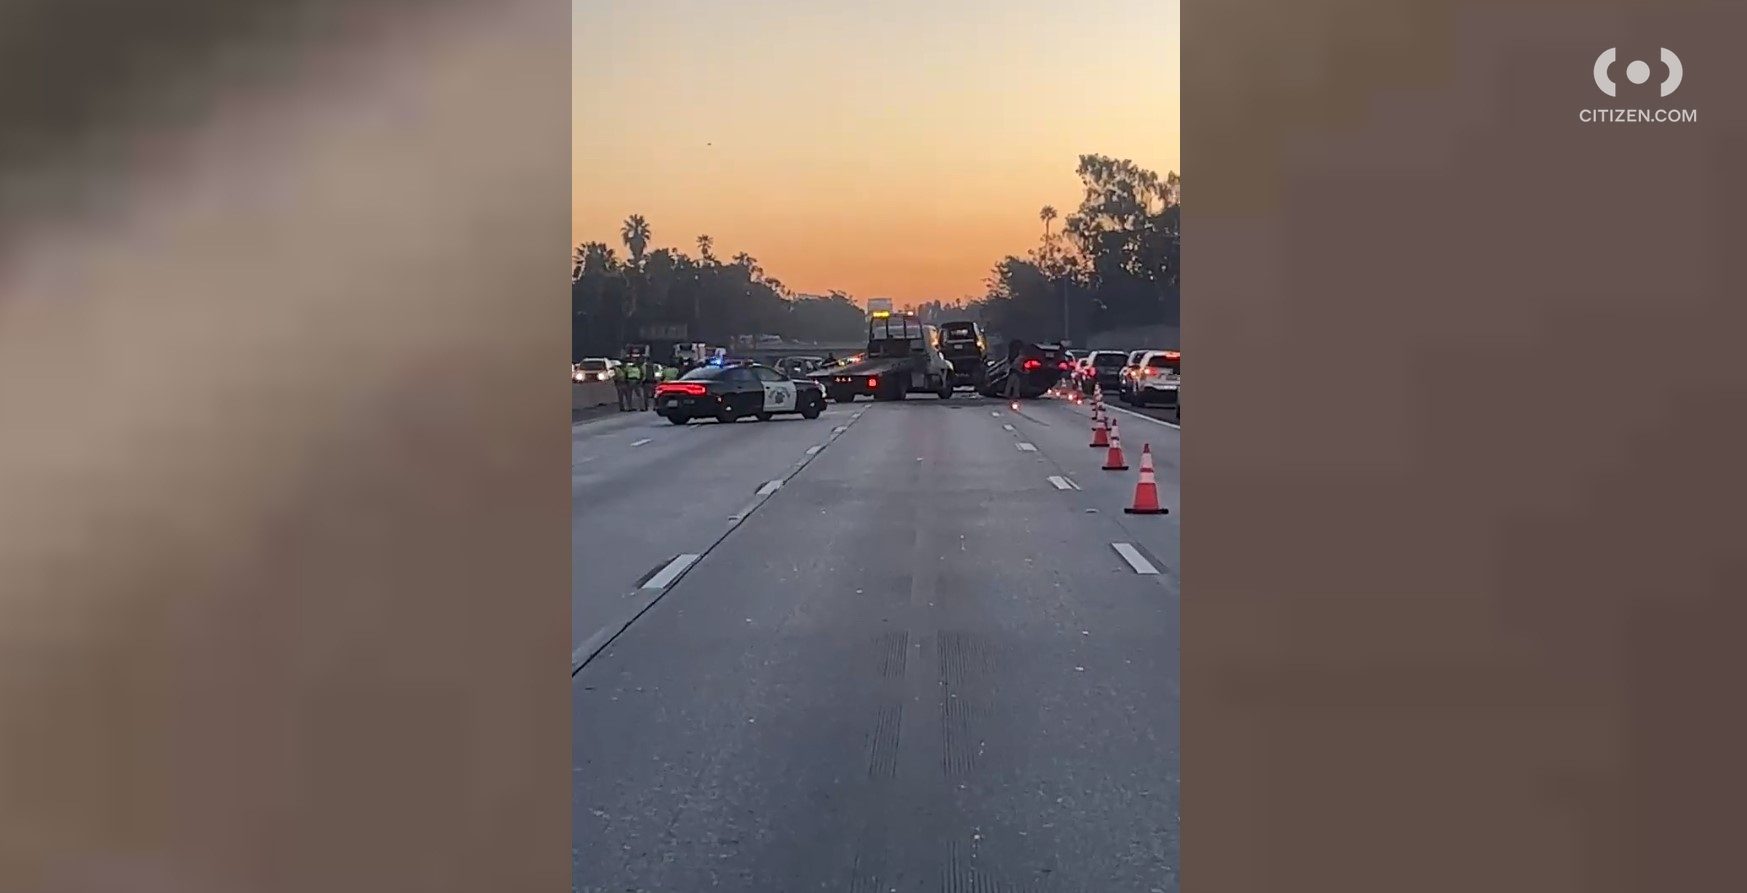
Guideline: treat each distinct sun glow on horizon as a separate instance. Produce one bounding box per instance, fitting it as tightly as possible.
[574,0,1179,304]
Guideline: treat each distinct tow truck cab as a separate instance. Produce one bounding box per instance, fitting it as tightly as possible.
[813,311,954,401]
[936,321,987,389]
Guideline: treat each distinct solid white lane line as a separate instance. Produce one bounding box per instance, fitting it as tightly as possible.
[757,479,784,496]
[642,554,701,590]
[1107,404,1180,430]
[630,438,652,446]
[1016,442,1037,452]
[1111,543,1160,575]
[1048,475,1079,490]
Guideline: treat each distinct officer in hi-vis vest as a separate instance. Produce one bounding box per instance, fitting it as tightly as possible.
[622,355,645,411]
[612,360,632,411]
[639,357,659,410]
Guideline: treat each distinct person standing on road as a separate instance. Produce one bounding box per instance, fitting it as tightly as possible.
[612,359,632,411]
[1003,338,1025,403]
[640,357,659,410]
[622,355,644,411]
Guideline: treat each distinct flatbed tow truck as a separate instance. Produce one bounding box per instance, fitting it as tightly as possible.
[812,311,955,402]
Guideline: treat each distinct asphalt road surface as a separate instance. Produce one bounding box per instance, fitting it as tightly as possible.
[572,392,1180,893]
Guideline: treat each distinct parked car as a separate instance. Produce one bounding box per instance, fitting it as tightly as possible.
[774,356,826,377]
[574,358,615,383]
[1117,350,1150,401]
[1078,350,1132,396]
[1127,350,1181,408]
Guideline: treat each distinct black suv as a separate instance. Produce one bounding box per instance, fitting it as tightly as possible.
[1079,350,1131,395]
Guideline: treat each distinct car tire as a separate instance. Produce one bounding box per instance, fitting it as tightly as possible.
[754,412,772,422]
[666,414,689,426]
[716,404,740,424]
[800,397,823,419]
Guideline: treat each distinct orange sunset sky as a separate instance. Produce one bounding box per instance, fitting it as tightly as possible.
[574,0,1179,305]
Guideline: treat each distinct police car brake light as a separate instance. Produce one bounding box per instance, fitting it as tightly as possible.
[658,382,707,396]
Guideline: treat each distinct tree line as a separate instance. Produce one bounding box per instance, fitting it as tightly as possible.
[573,153,1179,358]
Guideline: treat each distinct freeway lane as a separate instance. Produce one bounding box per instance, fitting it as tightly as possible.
[571,405,858,652]
[574,395,1180,893]
[1005,394,1181,578]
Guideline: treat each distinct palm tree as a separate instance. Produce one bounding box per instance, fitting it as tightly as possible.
[620,214,652,268]
[695,234,715,263]
[618,215,653,327]
[1040,205,1058,239]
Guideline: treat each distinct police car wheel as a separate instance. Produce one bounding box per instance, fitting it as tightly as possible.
[800,400,822,420]
[666,414,689,426]
[755,412,772,422]
[716,404,739,424]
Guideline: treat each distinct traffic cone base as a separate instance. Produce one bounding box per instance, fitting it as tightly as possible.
[1123,443,1167,513]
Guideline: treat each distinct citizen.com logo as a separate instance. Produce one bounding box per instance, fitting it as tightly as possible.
[1582,48,1696,122]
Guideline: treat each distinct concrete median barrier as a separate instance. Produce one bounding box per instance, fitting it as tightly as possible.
[573,381,617,419]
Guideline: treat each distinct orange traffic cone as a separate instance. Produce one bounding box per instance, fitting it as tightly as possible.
[1102,419,1128,470]
[1123,444,1169,514]
[1090,414,1109,448]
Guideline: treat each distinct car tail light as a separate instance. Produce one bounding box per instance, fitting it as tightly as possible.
[1022,359,1041,371]
[867,376,878,388]
[656,382,706,397]
[1058,361,1072,370]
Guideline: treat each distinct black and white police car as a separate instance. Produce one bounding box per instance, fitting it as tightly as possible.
[652,362,827,425]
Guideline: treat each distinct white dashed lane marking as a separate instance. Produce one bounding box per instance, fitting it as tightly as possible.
[806,445,823,455]
[756,479,784,496]
[1048,475,1080,490]
[1016,442,1037,452]
[1111,543,1160,575]
[642,554,701,590]
[630,438,652,447]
